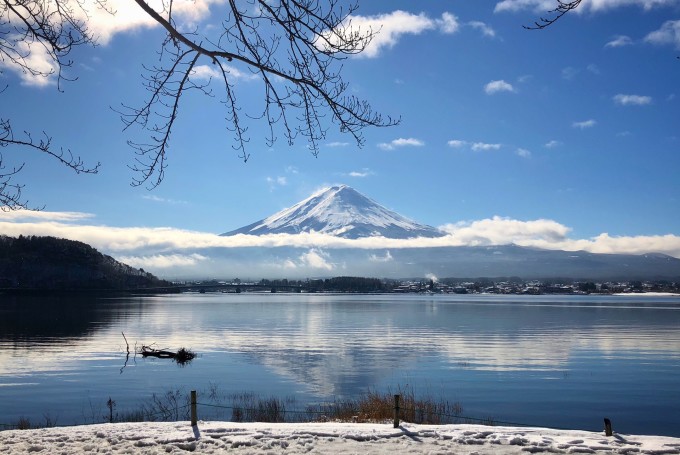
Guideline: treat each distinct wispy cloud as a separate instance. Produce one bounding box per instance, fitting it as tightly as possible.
[267,176,288,189]
[447,140,468,148]
[516,148,531,158]
[645,20,680,48]
[369,251,393,262]
[346,168,374,178]
[572,119,597,129]
[378,137,425,150]
[484,80,515,94]
[0,210,94,222]
[3,214,680,277]
[299,249,334,270]
[468,21,496,37]
[494,0,557,12]
[142,195,188,205]
[561,66,580,80]
[605,35,633,48]
[118,253,209,268]
[190,64,257,82]
[471,142,502,151]
[545,140,562,148]
[613,94,653,106]
[495,0,677,13]
[587,64,601,75]
[325,141,350,148]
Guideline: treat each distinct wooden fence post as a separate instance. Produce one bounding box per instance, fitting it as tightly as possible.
[604,418,612,436]
[393,394,400,428]
[191,390,197,426]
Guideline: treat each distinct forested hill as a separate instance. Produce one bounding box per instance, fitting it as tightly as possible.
[0,235,170,291]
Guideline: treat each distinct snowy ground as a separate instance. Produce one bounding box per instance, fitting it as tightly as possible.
[2,421,680,454]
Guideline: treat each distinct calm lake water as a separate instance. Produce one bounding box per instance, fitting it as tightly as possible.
[1,293,679,436]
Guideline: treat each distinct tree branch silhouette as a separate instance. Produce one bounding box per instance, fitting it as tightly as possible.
[118,0,399,189]
[0,0,102,209]
[524,0,583,30]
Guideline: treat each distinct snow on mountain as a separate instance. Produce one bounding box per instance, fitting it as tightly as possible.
[222,184,445,239]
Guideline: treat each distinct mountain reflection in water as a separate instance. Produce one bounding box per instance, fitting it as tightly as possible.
[0,293,678,436]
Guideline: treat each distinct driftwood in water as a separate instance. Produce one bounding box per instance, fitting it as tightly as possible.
[140,345,196,365]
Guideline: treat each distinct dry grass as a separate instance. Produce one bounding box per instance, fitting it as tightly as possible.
[307,386,464,424]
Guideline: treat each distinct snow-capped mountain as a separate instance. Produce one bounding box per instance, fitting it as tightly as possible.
[222,184,445,239]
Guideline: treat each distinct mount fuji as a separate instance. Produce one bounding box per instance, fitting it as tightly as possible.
[222,184,444,239]
[215,184,680,280]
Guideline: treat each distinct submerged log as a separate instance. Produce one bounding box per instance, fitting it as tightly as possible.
[140,345,196,364]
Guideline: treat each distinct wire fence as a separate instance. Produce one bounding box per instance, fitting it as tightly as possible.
[0,389,596,433]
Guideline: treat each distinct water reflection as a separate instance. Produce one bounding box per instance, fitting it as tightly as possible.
[1,293,679,434]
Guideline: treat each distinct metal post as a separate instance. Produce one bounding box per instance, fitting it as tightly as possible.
[191,390,197,426]
[393,394,400,428]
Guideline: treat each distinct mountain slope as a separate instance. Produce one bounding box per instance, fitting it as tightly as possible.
[222,184,444,239]
[0,235,170,290]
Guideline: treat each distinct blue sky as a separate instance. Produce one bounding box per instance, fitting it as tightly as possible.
[2,0,680,277]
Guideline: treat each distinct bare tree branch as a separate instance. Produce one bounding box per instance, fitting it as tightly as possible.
[0,118,101,210]
[524,0,583,30]
[119,0,399,189]
[0,0,104,209]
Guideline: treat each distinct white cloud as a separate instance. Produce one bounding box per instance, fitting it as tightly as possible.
[0,37,58,87]
[369,251,393,262]
[378,138,425,150]
[447,140,467,148]
[0,210,94,222]
[142,195,188,204]
[645,20,680,48]
[190,65,220,81]
[267,176,288,188]
[326,142,350,147]
[587,64,601,75]
[440,216,572,244]
[333,11,459,59]
[191,64,257,82]
[495,0,678,13]
[494,0,554,12]
[516,148,531,158]
[545,140,562,148]
[299,249,334,270]
[0,0,225,86]
[118,253,209,268]
[561,66,580,80]
[468,21,496,37]
[438,12,461,34]
[613,94,653,105]
[605,35,634,48]
[484,80,516,94]
[572,119,597,129]
[3,214,680,272]
[471,142,502,151]
[347,169,374,178]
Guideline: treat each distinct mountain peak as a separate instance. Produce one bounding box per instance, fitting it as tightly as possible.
[222,185,444,239]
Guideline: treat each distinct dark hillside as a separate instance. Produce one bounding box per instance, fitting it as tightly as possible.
[0,235,170,291]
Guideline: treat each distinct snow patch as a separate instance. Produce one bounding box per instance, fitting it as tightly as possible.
[2,422,680,455]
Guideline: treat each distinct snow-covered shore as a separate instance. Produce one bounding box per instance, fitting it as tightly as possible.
[2,421,680,454]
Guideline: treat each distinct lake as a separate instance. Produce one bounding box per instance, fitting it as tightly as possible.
[1,293,679,436]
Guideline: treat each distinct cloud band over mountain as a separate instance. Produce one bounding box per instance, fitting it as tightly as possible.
[3,211,679,275]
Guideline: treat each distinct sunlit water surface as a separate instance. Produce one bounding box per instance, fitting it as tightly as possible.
[1,293,679,436]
